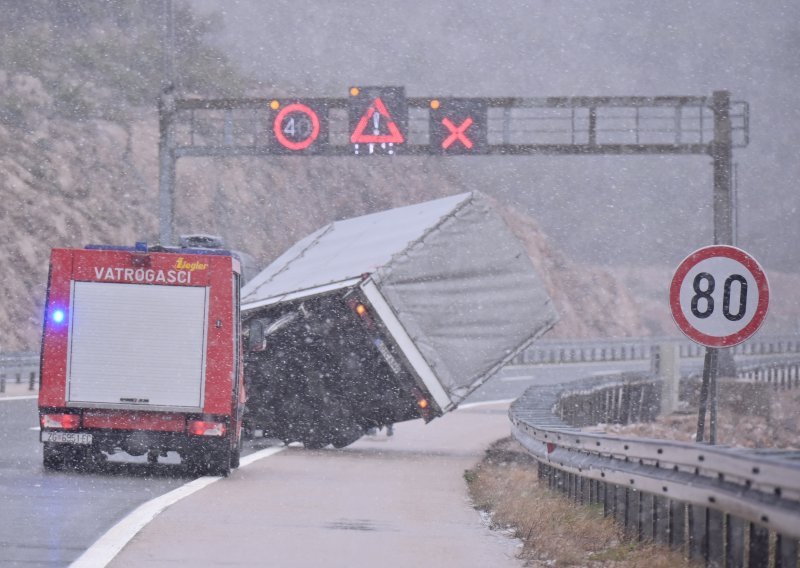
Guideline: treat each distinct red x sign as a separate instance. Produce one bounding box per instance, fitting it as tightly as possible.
[441,117,474,149]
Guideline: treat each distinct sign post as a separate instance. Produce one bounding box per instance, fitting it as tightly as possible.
[669,245,769,443]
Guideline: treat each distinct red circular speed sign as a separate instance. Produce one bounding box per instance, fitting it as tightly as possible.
[669,245,769,347]
[273,103,320,151]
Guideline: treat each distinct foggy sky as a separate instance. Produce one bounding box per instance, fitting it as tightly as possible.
[191,0,800,273]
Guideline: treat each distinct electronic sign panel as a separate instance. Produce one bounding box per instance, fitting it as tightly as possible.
[269,99,328,154]
[348,86,407,155]
[429,98,488,155]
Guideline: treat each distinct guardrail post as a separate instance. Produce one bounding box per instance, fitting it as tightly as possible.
[654,496,670,546]
[727,516,745,568]
[0,374,5,393]
[29,371,36,391]
[603,483,614,518]
[656,343,681,415]
[776,533,798,568]
[615,485,627,526]
[748,524,770,568]
[708,509,725,567]
[689,505,709,562]
[589,479,600,505]
[640,492,656,542]
[626,488,640,539]
[671,501,687,552]
[628,385,639,423]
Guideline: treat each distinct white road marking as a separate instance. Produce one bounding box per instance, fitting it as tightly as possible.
[69,446,285,568]
[590,370,622,376]
[500,375,539,382]
[0,395,38,402]
[457,399,515,410]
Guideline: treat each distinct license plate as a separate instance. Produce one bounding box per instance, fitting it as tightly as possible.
[42,431,93,445]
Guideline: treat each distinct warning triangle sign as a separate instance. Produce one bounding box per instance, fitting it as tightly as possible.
[350,97,405,144]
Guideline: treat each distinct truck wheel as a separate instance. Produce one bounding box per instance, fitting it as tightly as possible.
[210,446,232,477]
[230,432,242,470]
[187,446,231,477]
[330,428,363,449]
[43,443,67,471]
[43,444,96,471]
[301,433,328,449]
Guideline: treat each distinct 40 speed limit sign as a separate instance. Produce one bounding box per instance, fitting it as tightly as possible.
[670,245,770,347]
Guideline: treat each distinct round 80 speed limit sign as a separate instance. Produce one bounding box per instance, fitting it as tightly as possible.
[670,245,770,347]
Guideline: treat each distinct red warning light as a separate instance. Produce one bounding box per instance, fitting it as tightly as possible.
[429,98,488,155]
[350,97,405,145]
[349,86,407,155]
[273,102,321,151]
[441,117,475,150]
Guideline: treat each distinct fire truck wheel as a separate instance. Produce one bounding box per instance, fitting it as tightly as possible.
[230,432,242,469]
[210,446,232,477]
[43,444,96,471]
[43,443,67,470]
[186,446,232,477]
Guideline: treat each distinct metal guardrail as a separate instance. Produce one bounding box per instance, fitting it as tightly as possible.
[510,362,800,568]
[511,334,800,365]
[5,334,797,374]
[0,352,39,394]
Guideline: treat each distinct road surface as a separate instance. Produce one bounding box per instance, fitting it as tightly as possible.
[104,402,524,567]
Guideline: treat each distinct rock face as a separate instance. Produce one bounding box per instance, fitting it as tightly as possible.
[2,72,159,351]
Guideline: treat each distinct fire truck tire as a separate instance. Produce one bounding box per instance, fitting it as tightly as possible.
[230,432,242,469]
[211,446,232,477]
[43,443,67,470]
[187,446,232,477]
[43,443,97,471]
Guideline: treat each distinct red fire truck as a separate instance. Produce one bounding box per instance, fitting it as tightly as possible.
[38,242,245,476]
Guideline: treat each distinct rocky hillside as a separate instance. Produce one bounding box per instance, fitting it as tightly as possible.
[1,66,657,351]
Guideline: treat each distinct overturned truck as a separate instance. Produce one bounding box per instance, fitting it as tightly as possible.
[240,192,558,448]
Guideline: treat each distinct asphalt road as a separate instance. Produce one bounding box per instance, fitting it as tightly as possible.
[0,398,193,567]
[0,357,729,567]
[107,402,524,568]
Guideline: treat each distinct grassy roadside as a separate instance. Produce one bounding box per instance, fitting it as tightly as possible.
[465,437,697,567]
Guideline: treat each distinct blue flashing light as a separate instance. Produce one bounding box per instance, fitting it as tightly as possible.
[52,309,66,324]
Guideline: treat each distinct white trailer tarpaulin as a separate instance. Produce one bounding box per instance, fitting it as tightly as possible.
[242,192,557,402]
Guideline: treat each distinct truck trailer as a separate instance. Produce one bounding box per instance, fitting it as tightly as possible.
[240,192,558,448]
[38,242,245,476]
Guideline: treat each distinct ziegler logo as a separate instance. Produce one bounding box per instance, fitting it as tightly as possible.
[175,258,208,271]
